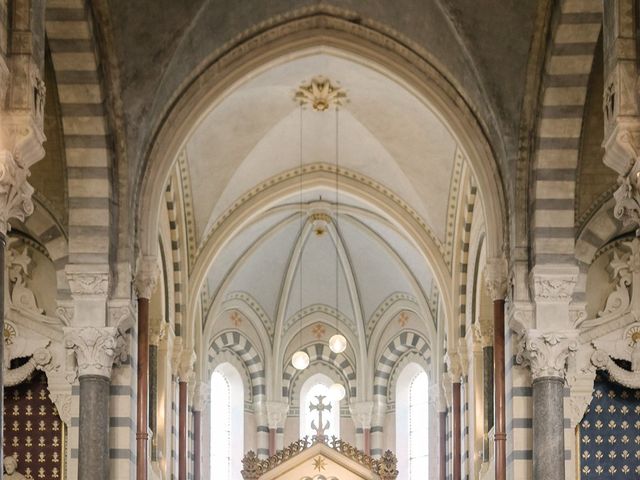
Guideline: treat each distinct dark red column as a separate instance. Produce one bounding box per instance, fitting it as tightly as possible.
[179,381,188,480]
[193,409,201,480]
[494,299,506,480]
[136,296,149,480]
[452,382,461,480]
[439,411,446,480]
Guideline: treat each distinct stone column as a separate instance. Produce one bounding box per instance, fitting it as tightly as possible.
[0,0,47,452]
[178,350,195,480]
[149,322,165,462]
[370,400,386,458]
[193,381,210,479]
[484,258,508,480]
[439,410,446,480]
[266,401,289,454]
[517,330,577,480]
[134,257,159,480]
[65,326,119,480]
[349,401,373,454]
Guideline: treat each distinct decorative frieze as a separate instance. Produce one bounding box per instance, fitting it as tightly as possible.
[516,330,578,379]
[64,327,119,379]
[530,265,578,303]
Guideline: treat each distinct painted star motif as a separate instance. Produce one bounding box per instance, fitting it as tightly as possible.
[312,323,326,339]
[398,312,409,327]
[230,311,242,327]
[312,455,327,472]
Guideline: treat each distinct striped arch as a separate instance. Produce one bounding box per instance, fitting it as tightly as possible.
[282,344,356,399]
[23,199,69,297]
[208,331,266,399]
[45,0,114,264]
[164,180,185,335]
[373,331,431,400]
[531,1,602,265]
[457,180,478,338]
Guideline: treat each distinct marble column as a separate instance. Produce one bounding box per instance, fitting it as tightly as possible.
[484,258,508,480]
[452,381,461,480]
[518,330,577,480]
[439,411,446,480]
[349,401,373,454]
[135,258,160,480]
[149,323,165,462]
[267,401,289,454]
[65,326,119,480]
[178,350,196,480]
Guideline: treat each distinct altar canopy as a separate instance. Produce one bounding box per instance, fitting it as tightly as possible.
[241,437,398,480]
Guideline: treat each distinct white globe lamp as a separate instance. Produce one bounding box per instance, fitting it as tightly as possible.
[292,350,310,370]
[329,333,347,353]
[329,383,346,401]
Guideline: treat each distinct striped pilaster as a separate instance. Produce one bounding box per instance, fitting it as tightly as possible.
[256,421,269,459]
[45,0,113,264]
[532,0,602,265]
[165,183,185,336]
[458,185,477,338]
[369,417,384,458]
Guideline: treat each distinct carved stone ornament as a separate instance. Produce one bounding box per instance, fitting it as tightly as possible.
[178,348,196,383]
[266,401,290,429]
[134,256,160,299]
[193,381,211,412]
[349,401,373,430]
[516,330,578,379]
[484,257,508,301]
[65,265,109,297]
[4,347,52,387]
[64,327,118,379]
[591,349,640,388]
[294,76,347,111]
[530,266,578,303]
[0,150,34,235]
[6,242,42,314]
[589,323,640,388]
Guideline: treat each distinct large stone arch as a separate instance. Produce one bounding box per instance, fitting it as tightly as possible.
[135,12,508,357]
[45,1,114,265]
[530,1,603,265]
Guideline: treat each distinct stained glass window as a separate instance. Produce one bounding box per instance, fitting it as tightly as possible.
[409,371,429,478]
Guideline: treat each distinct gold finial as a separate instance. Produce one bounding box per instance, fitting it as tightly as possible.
[294,76,347,111]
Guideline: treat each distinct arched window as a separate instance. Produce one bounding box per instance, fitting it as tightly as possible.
[210,363,244,480]
[396,363,429,480]
[299,373,341,440]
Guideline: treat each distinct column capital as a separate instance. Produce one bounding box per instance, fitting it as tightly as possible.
[193,381,211,412]
[150,320,167,346]
[266,401,290,429]
[178,348,196,383]
[444,351,463,380]
[484,257,508,301]
[135,256,160,299]
[64,326,119,379]
[349,401,373,430]
[516,329,578,380]
[65,264,110,298]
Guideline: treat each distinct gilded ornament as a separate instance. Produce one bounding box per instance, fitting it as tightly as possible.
[294,76,347,111]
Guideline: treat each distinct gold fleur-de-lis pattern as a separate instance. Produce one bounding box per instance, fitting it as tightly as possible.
[580,372,640,478]
[3,370,65,479]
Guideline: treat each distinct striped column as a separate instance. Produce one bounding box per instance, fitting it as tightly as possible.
[370,400,385,458]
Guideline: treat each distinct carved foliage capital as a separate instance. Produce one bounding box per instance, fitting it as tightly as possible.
[349,401,373,429]
[64,327,118,379]
[484,257,508,301]
[266,401,290,428]
[135,256,160,299]
[516,329,578,379]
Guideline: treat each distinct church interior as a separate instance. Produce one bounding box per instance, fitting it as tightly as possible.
[1,1,640,479]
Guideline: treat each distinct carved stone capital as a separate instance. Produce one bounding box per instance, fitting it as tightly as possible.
[530,265,578,304]
[484,257,508,301]
[65,264,110,298]
[150,321,167,346]
[64,326,119,379]
[349,401,373,430]
[516,329,578,380]
[444,351,463,380]
[135,256,160,299]
[266,401,290,429]
[193,381,211,412]
[178,348,196,383]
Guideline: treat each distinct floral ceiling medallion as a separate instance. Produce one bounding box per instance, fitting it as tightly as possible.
[294,76,347,111]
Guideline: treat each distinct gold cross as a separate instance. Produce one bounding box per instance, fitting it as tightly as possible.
[398,311,409,327]
[312,323,326,339]
[230,311,242,327]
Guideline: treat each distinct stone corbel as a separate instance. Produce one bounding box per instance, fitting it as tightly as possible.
[64,326,119,380]
[516,329,578,380]
[349,401,373,430]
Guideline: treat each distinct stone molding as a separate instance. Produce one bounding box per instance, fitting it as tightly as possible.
[349,401,373,430]
[135,256,160,299]
[266,401,290,429]
[484,257,508,301]
[516,329,578,380]
[64,326,119,379]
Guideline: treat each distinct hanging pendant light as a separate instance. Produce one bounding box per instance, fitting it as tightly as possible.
[329,333,347,354]
[329,382,346,401]
[292,350,310,370]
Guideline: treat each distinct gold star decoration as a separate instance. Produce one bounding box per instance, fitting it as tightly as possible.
[312,324,326,339]
[312,455,327,472]
[230,311,242,327]
[398,312,409,327]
